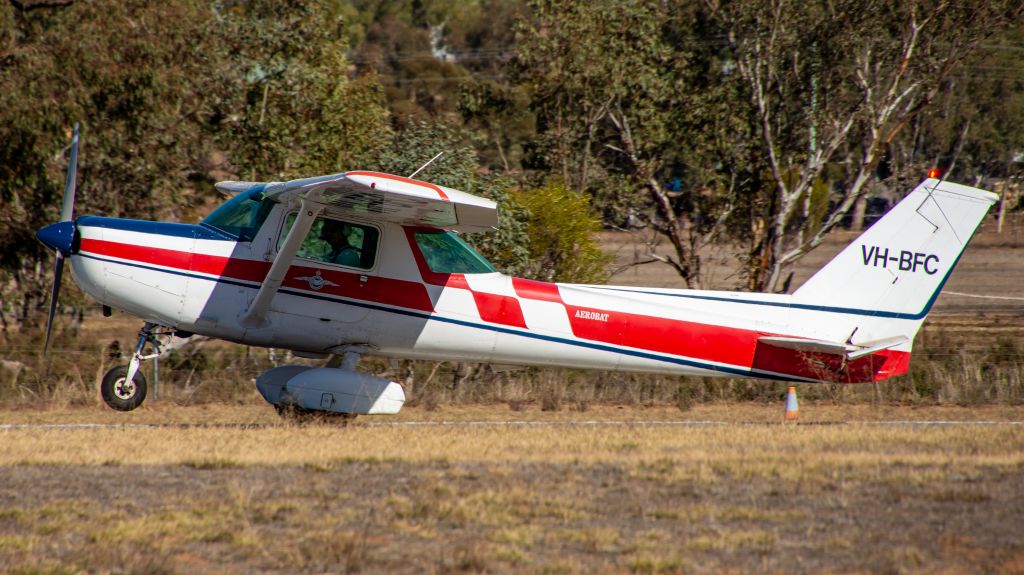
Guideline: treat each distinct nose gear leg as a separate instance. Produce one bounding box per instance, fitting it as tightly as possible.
[123,322,162,386]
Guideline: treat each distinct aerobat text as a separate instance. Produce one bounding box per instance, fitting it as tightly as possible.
[574,309,610,322]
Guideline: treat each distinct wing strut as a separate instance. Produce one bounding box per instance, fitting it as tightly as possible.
[240,196,323,329]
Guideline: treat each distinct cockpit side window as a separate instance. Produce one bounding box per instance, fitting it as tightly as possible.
[279,214,379,270]
[200,189,275,241]
[413,230,496,274]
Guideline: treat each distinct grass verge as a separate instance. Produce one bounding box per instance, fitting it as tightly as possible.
[0,405,1021,574]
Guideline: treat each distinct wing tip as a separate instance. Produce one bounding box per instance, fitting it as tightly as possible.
[214,181,265,195]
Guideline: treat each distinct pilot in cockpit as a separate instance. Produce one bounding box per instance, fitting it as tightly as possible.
[319,219,361,267]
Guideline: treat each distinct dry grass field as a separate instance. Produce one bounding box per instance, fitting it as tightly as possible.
[1,404,1023,574]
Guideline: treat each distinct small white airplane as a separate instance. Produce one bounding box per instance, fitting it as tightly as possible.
[36,125,999,416]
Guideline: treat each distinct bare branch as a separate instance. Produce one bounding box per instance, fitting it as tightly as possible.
[608,257,669,278]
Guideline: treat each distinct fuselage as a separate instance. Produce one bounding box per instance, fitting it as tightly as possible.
[65,203,913,384]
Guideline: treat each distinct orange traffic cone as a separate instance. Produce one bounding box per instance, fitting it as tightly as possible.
[784,386,799,421]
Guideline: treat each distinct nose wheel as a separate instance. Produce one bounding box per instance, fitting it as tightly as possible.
[100,322,167,411]
[101,365,148,411]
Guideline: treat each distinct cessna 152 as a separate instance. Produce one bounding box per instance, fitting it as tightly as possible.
[36,126,999,415]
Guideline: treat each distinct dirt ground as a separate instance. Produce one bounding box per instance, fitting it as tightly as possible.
[0,404,1022,574]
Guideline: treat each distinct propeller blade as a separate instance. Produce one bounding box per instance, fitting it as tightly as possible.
[60,123,79,222]
[43,252,65,352]
[43,122,80,352]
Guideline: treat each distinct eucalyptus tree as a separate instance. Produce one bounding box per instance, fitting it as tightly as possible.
[717,0,1024,291]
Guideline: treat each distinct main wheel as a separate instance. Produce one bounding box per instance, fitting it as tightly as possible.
[101,365,148,411]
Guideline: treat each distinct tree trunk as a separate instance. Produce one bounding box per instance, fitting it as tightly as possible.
[850,194,869,232]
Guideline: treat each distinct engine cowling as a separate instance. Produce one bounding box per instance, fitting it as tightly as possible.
[255,366,405,415]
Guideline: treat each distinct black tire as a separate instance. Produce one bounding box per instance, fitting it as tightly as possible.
[101,365,148,411]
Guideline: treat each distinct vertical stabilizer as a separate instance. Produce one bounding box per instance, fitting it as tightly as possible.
[792,179,997,338]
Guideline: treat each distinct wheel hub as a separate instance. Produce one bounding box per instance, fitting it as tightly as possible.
[114,378,136,400]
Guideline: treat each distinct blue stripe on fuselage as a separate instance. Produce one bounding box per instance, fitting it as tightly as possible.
[76,216,236,241]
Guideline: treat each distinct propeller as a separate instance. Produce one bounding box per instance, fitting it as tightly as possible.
[37,123,80,352]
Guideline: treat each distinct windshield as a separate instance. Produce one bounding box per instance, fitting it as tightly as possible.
[414,230,496,274]
[201,189,275,241]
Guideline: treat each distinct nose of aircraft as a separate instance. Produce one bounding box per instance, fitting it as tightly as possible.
[36,220,76,255]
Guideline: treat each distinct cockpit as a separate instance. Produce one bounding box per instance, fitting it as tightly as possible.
[200,187,498,275]
[200,188,275,241]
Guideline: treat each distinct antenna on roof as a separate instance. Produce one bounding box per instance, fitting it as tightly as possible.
[407,151,444,179]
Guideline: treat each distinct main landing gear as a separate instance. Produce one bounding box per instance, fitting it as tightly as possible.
[272,350,364,425]
[101,322,167,411]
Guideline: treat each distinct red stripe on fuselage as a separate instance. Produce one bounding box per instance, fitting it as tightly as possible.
[512,277,563,302]
[514,274,757,367]
[79,238,434,312]
[751,343,911,383]
[512,273,906,382]
[431,274,527,328]
[565,305,758,368]
[281,265,434,312]
[81,238,269,282]
[872,350,912,382]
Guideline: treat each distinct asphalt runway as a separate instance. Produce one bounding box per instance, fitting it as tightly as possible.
[0,420,1021,431]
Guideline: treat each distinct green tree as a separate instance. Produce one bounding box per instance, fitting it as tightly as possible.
[898,21,1024,187]
[514,181,610,283]
[0,0,393,328]
[213,1,392,180]
[351,10,470,125]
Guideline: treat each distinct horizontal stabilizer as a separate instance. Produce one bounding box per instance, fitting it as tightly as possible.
[846,336,909,360]
[758,335,909,360]
[757,336,855,356]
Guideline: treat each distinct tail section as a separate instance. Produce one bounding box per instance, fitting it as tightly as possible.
[791,178,998,348]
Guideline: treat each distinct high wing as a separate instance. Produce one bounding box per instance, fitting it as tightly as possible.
[216,171,498,328]
[215,171,498,233]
